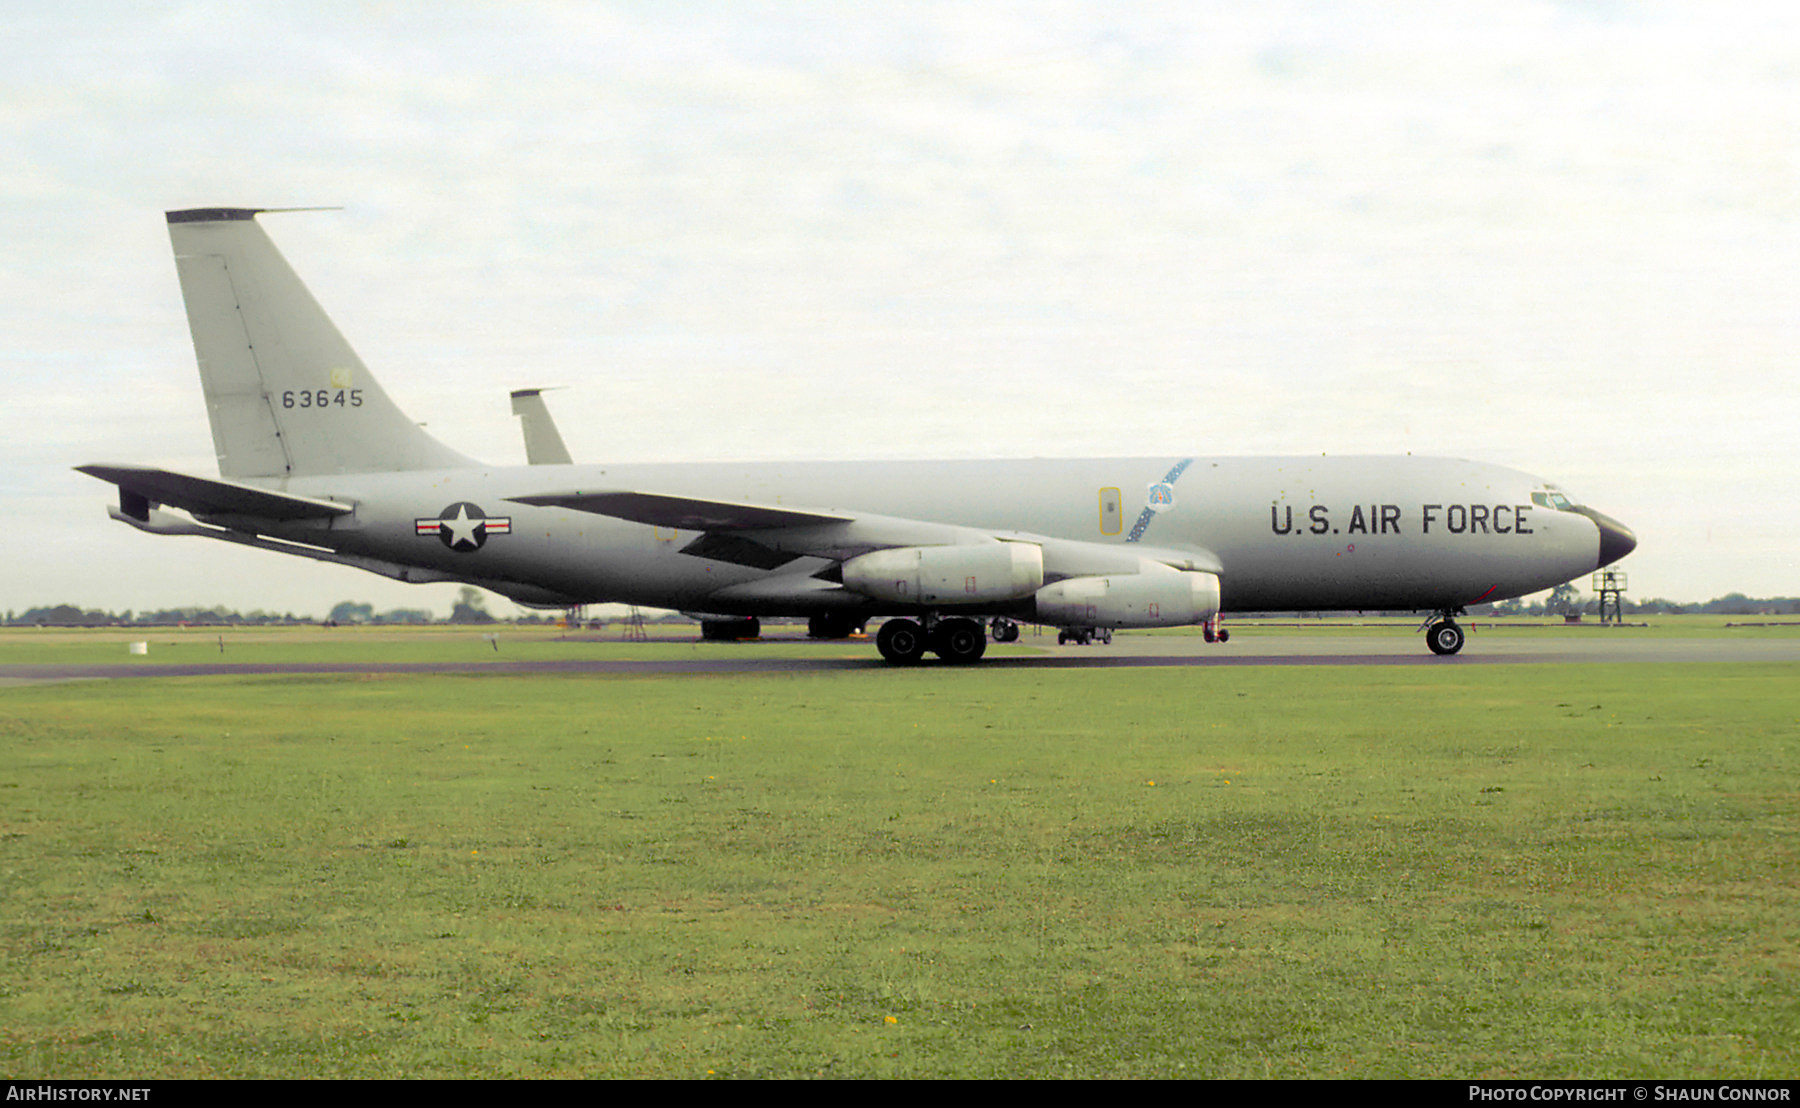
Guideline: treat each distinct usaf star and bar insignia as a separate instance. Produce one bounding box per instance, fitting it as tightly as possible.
[415,502,511,552]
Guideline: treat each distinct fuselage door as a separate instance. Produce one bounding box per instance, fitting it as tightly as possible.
[1099,488,1122,536]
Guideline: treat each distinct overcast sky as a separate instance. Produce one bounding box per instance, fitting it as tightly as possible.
[4,1,1796,618]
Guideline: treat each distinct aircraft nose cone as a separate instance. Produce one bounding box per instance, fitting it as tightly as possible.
[1579,508,1637,568]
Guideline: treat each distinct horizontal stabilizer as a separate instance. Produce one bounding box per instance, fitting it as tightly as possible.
[76,464,351,520]
[509,490,850,531]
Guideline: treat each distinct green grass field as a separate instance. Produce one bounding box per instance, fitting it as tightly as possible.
[1,634,1795,1077]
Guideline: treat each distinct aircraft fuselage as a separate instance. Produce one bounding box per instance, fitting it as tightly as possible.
[227,453,1616,617]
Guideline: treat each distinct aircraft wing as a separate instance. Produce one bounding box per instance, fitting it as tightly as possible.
[75,464,352,520]
[509,487,1222,579]
[509,490,851,531]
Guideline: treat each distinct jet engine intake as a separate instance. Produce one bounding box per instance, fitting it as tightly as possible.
[842,542,1044,605]
[1034,565,1221,628]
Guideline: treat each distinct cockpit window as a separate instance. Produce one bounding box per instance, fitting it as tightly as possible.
[1531,490,1576,511]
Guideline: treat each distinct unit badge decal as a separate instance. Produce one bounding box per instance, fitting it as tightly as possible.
[1126,458,1195,543]
[415,502,511,552]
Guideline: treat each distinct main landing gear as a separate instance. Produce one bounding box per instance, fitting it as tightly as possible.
[1422,610,1466,656]
[876,616,987,665]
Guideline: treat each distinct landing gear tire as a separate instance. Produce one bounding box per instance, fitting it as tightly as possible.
[700,617,759,641]
[930,617,988,664]
[876,618,928,665]
[990,618,1020,643]
[1426,620,1466,656]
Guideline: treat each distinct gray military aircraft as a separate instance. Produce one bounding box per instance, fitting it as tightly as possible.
[78,208,1636,663]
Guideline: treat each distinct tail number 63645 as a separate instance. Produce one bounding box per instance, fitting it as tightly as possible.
[282,389,364,409]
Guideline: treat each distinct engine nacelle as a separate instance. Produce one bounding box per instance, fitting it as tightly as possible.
[1034,566,1221,628]
[842,542,1044,605]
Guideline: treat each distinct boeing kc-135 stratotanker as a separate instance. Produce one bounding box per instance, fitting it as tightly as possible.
[78,208,1636,663]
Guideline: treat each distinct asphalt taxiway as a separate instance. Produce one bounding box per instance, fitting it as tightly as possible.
[4,628,1796,685]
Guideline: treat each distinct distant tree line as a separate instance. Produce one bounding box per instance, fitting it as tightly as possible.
[4,584,521,626]
[6,604,314,627]
[325,588,505,626]
[1481,591,1800,617]
[324,601,434,626]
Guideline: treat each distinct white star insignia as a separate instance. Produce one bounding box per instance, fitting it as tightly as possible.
[441,504,484,549]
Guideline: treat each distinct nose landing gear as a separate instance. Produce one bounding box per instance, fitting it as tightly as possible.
[1421,610,1467,656]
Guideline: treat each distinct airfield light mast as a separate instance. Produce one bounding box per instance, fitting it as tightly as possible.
[622,606,648,642]
[1592,569,1628,624]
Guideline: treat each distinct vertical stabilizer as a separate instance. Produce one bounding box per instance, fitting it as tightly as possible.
[510,387,574,465]
[166,208,474,478]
